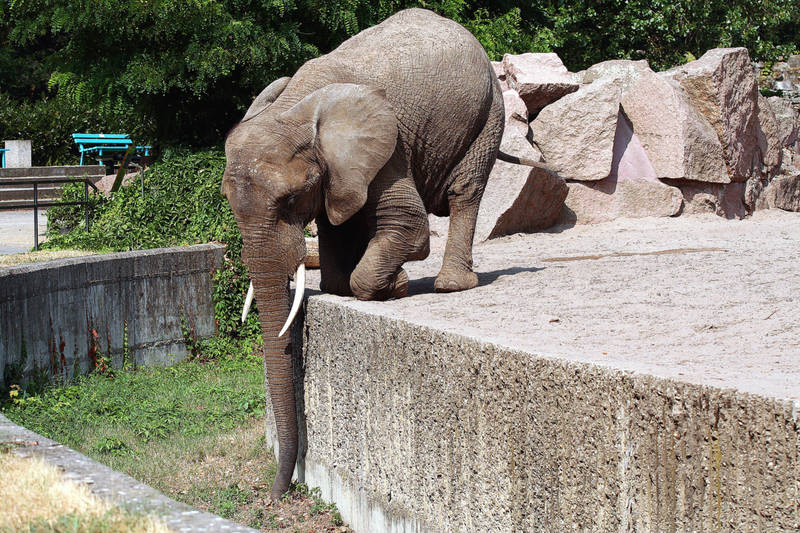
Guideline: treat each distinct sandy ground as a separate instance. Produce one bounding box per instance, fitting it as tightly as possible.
[0,210,48,254]
[305,210,800,402]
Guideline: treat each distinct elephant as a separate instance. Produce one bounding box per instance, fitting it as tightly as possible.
[222,8,539,497]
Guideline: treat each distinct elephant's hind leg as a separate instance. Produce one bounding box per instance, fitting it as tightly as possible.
[435,85,503,293]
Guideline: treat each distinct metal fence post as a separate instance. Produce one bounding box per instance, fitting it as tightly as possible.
[84,180,90,232]
[33,182,39,251]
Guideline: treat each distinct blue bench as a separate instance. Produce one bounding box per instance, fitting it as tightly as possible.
[72,133,152,166]
[1,148,7,168]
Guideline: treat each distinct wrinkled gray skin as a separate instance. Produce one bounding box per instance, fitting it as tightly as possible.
[222,8,504,497]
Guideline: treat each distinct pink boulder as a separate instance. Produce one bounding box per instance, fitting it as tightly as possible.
[665,48,761,183]
[502,53,579,115]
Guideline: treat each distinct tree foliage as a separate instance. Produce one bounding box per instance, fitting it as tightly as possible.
[1,0,797,163]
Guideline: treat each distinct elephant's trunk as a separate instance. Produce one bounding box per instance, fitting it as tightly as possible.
[248,261,298,498]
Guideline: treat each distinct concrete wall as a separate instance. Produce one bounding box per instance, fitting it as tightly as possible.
[273,298,800,533]
[0,244,224,387]
[4,140,32,168]
[0,165,105,179]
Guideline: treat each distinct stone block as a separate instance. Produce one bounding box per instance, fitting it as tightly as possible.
[665,48,761,182]
[4,140,32,168]
[502,53,579,114]
[621,72,729,183]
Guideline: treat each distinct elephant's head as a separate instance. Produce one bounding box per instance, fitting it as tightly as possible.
[222,80,398,497]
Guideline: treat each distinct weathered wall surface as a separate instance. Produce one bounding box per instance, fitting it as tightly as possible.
[0,244,224,386]
[273,298,799,533]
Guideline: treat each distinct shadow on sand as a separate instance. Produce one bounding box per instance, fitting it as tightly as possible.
[406,265,544,296]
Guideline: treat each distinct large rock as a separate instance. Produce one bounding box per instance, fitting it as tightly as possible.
[502,53,579,115]
[755,94,783,174]
[746,94,785,210]
[531,64,651,182]
[766,96,799,149]
[756,173,800,211]
[478,134,566,240]
[492,61,509,92]
[582,59,651,85]
[773,95,800,170]
[559,180,683,224]
[621,71,729,183]
[609,110,658,182]
[502,89,528,137]
[665,48,761,182]
[669,180,747,219]
[485,165,568,239]
[429,135,567,240]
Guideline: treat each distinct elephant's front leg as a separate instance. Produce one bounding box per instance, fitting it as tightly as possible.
[349,169,429,301]
[317,212,370,296]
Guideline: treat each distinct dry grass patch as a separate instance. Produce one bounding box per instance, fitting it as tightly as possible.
[0,452,169,533]
[3,350,350,532]
[152,417,348,532]
[0,249,96,268]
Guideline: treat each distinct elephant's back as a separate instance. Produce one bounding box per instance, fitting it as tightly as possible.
[331,9,497,206]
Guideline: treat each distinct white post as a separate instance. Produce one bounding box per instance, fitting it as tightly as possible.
[4,140,32,167]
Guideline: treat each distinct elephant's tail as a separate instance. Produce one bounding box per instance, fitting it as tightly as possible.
[497,150,556,173]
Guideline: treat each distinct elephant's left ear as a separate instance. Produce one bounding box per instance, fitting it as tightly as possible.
[279,83,398,225]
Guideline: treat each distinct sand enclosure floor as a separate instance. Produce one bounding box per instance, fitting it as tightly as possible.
[305,210,800,402]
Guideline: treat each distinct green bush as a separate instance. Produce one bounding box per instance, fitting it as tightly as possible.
[44,149,233,250]
[45,149,258,339]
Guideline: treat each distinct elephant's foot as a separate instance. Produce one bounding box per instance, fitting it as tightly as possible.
[434,268,478,293]
[351,268,408,301]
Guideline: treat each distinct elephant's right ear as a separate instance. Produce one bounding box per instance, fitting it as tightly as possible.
[242,77,291,122]
[278,83,397,225]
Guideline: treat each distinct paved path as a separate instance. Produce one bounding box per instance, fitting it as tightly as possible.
[0,210,48,254]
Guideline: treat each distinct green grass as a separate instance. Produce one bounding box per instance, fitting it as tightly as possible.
[1,334,347,531]
[1,334,267,488]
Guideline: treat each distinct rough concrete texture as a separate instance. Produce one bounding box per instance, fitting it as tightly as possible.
[665,48,761,183]
[0,414,258,532]
[621,71,729,183]
[276,212,800,532]
[0,244,223,385]
[501,53,579,115]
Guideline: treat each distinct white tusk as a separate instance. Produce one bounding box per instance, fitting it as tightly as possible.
[278,263,305,337]
[241,281,255,323]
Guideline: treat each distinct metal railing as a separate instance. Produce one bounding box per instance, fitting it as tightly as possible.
[0,176,98,250]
